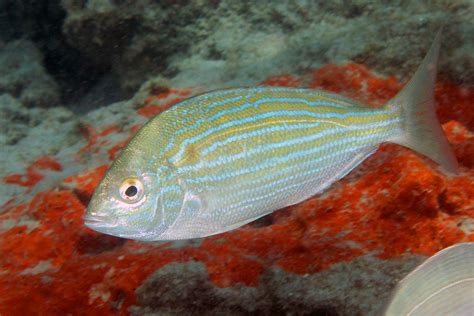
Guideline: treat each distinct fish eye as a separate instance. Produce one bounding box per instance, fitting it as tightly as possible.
[119,178,144,203]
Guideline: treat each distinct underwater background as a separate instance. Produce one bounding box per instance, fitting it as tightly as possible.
[0,1,473,315]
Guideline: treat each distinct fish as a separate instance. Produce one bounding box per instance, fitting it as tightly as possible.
[84,30,458,241]
[382,242,474,316]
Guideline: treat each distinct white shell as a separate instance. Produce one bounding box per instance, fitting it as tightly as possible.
[383,242,474,316]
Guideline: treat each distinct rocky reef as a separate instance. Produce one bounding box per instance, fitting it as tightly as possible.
[0,0,473,315]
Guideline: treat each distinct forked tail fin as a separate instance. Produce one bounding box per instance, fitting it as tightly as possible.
[386,30,459,174]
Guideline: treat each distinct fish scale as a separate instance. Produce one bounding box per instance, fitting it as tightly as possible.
[169,88,398,176]
[149,87,401,237]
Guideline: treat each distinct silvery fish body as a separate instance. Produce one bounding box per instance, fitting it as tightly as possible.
[382,242,474,316]
[85,31,458,241]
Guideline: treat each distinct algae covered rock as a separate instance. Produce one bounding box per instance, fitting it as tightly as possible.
[0,40,60,107]
[130,257,421,316]
[61,0,474,92]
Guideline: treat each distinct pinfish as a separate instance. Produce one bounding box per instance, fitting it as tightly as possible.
[85,31,458,241]
[382,242,474,316]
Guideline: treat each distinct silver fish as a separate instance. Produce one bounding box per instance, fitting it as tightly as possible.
[382,242,474,316]
[84,31,458,241]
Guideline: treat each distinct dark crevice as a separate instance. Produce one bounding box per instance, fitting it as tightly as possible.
[0,0,110,108]
[76,233,127,255]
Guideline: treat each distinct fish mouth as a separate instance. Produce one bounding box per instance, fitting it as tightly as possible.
[84,214,117,229]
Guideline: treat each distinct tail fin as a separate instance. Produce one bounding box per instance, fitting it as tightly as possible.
[387,30,459,174]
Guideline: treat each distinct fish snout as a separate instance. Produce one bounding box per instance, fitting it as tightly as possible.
[84,212,117,229]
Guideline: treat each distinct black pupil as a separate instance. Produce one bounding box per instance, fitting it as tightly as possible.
[125,185,138,197]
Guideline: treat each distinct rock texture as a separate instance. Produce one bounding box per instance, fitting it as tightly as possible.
[130,258,421,316]
[0,40,60,107]
[61,0,474,92]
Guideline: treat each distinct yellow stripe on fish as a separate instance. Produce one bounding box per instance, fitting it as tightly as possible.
[85,30,459,241]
